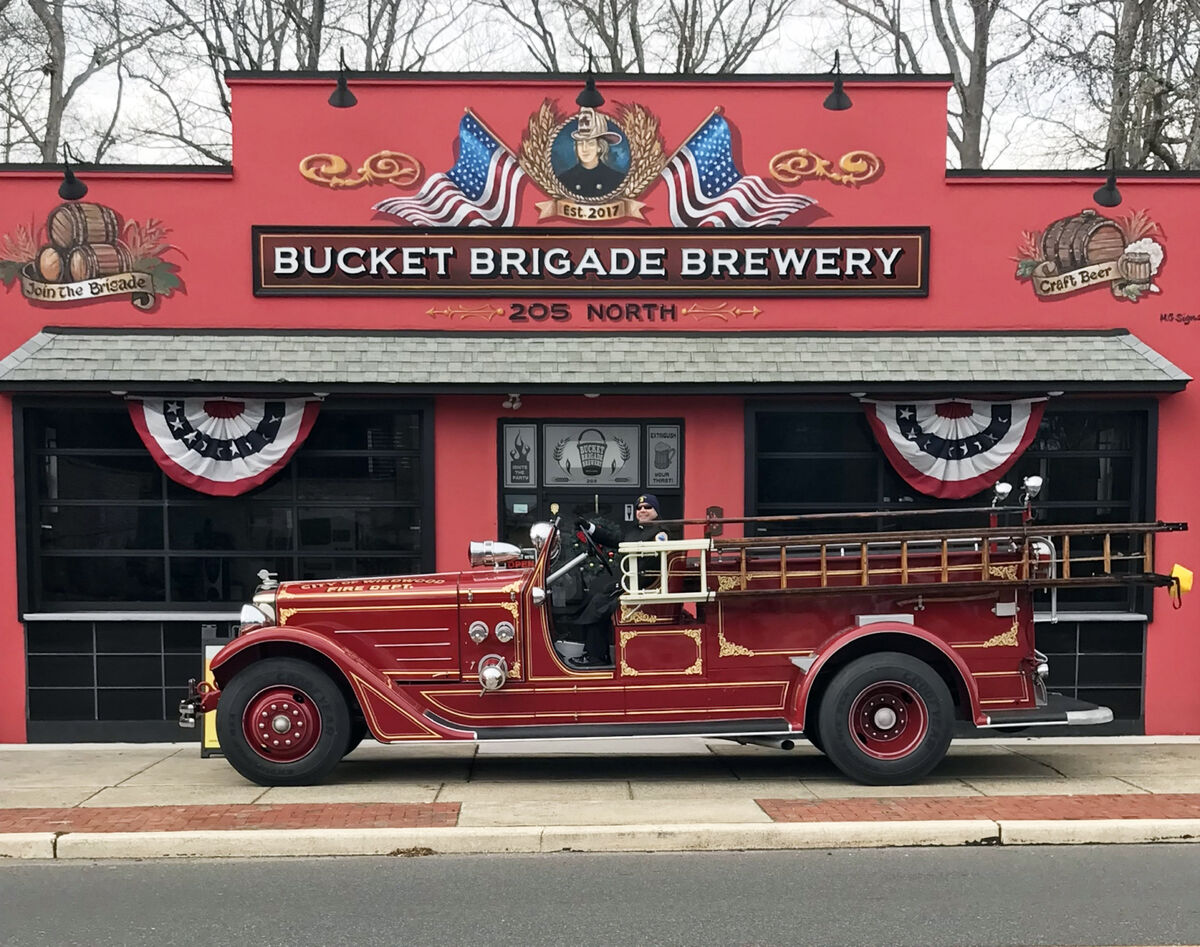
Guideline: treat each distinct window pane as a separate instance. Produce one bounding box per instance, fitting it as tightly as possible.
[98,655,162,687]
[1078,654,1143,687]
[96,622,161,653]
[44,455,160,500]
[304,411,421,451]
[40,557,165,603]
[163,622,202,653]
[28,654,94,687]
[40,506,163,551]
[757,457,878,505]
[97,689,163,720]
[756,412,875,453]
[1078,687,1142,719]
[28,408,144,450]
[25,622,93,654]
[28,689,95,720]
[165,654,199,687]
[170,557,288,603]
[166,472,293,501]
[1031,413,1134,452]
[297,557,421,580]
[296,507,420,552]
[168,504,294,551]
[1042,457,1132,505]
[295,455,421,501]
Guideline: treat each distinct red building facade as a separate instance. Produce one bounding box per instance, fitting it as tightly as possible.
[0,73,1194,742]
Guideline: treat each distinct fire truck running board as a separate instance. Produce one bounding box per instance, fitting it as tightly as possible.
[423,712,794,741]
[982,693,1114,728]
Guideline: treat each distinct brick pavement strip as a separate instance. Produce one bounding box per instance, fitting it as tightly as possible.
[0,802,460,834]
[756,793,1200,822]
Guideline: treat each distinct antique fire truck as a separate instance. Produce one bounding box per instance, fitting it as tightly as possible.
[181,477,1188,786]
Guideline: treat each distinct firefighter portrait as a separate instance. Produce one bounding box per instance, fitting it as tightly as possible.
[555,107,628,199]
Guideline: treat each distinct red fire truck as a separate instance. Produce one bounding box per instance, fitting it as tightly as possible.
[180,478,1188,786]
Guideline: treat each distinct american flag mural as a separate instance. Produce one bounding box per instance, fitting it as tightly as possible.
[373,112,524,227]
[661,112,816,228]
[128,398,321,496]
[863,398,1048,499]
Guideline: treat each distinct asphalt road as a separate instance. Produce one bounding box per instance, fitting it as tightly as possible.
[2,845,1198,946]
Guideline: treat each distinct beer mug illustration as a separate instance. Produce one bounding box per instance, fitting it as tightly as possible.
[576,428,607,476]
[654,442,676,470]
[1117,251,1152,283]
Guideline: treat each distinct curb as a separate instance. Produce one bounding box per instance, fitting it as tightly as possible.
[4,819,1198,860]
[998,819,1200,845]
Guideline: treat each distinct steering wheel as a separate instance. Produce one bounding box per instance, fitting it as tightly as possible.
[575,524,614,575]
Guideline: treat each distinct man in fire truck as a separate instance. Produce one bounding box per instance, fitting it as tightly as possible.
[551,514,623,669]
[560,494,676,668]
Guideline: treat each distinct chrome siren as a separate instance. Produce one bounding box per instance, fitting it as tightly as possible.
[468,541,523,567]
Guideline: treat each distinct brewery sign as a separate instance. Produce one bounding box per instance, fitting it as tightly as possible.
[1013,208,1164,302]
[544,423,640,486]
[0,202,182,310]
[254,227,928,297]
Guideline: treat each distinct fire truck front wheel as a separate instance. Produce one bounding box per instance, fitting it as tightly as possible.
[216,658,351,787]
[817,652,954,786]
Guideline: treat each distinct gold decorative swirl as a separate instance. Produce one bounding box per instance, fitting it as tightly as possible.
[619,606,666,624]
[769,148,884,188]
[717,575,745,592]
[981,621,1020,648]
[988,564,1019,581]
[299,150,422,189]
[718,627,754,657]
[277,608,298,626]
[619,628,703,676]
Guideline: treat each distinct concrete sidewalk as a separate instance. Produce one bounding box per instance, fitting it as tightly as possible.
[2,736,1199,859]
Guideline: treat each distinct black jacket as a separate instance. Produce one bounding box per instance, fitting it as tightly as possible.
[550,517,623,625]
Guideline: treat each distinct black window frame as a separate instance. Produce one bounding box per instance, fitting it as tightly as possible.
[15,396,436,614]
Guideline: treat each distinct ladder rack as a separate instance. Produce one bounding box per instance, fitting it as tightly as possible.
[618,521,1186,606]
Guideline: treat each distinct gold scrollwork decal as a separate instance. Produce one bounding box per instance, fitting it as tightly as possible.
[620,606,666,624]
[769,148,884,188]
[426,304,506,321]
[981,621,1020,648]
[718,627,755,657]
[300,150,422,189]
[277,608,298,625]
[619,628,703,676]
[988,564,1019,581]
[717,575,745,592]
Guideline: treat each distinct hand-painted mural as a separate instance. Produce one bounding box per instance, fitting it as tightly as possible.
[0,202,182,310]
[1013,207,1164,302]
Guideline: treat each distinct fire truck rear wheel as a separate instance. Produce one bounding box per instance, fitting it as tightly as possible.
[817,652,954,786]
[217,658,351,786]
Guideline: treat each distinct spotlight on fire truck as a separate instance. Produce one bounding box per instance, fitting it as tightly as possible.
[478,654,509,693]
[469,541,523,566]
[992,482,1013,505]
[1022,475,1044,500]
[530,522,554,549]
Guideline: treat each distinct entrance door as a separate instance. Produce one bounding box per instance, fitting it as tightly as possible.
[498,418,683,547]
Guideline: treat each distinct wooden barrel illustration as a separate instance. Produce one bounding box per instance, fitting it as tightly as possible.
[48,202,120,249]
[36,245,69,283]
[68,243,133,281]
[1040,208,1125,273]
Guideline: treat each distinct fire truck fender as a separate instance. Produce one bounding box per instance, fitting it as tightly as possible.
[208,627,475,741]
[792,622,984,729]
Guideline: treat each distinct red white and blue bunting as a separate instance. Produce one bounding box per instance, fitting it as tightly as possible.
[862,397,1048,499]
[128,398,321,496]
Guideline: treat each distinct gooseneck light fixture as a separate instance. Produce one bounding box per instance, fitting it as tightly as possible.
[576,53,604,108]
[823,51,853,111]
[328,47,357,109]
[1093,149,1122,207]
[58,143,88,201]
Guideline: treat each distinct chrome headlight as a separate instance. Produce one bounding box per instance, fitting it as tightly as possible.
[530,522,554,549]
[239,603,271,633]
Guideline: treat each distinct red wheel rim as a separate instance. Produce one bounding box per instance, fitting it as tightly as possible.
[242,686,322,762]
[847,680,929,760]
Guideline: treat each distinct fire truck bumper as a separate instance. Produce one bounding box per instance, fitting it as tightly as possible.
[178,678,221,729]
[982,693,1113,729]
